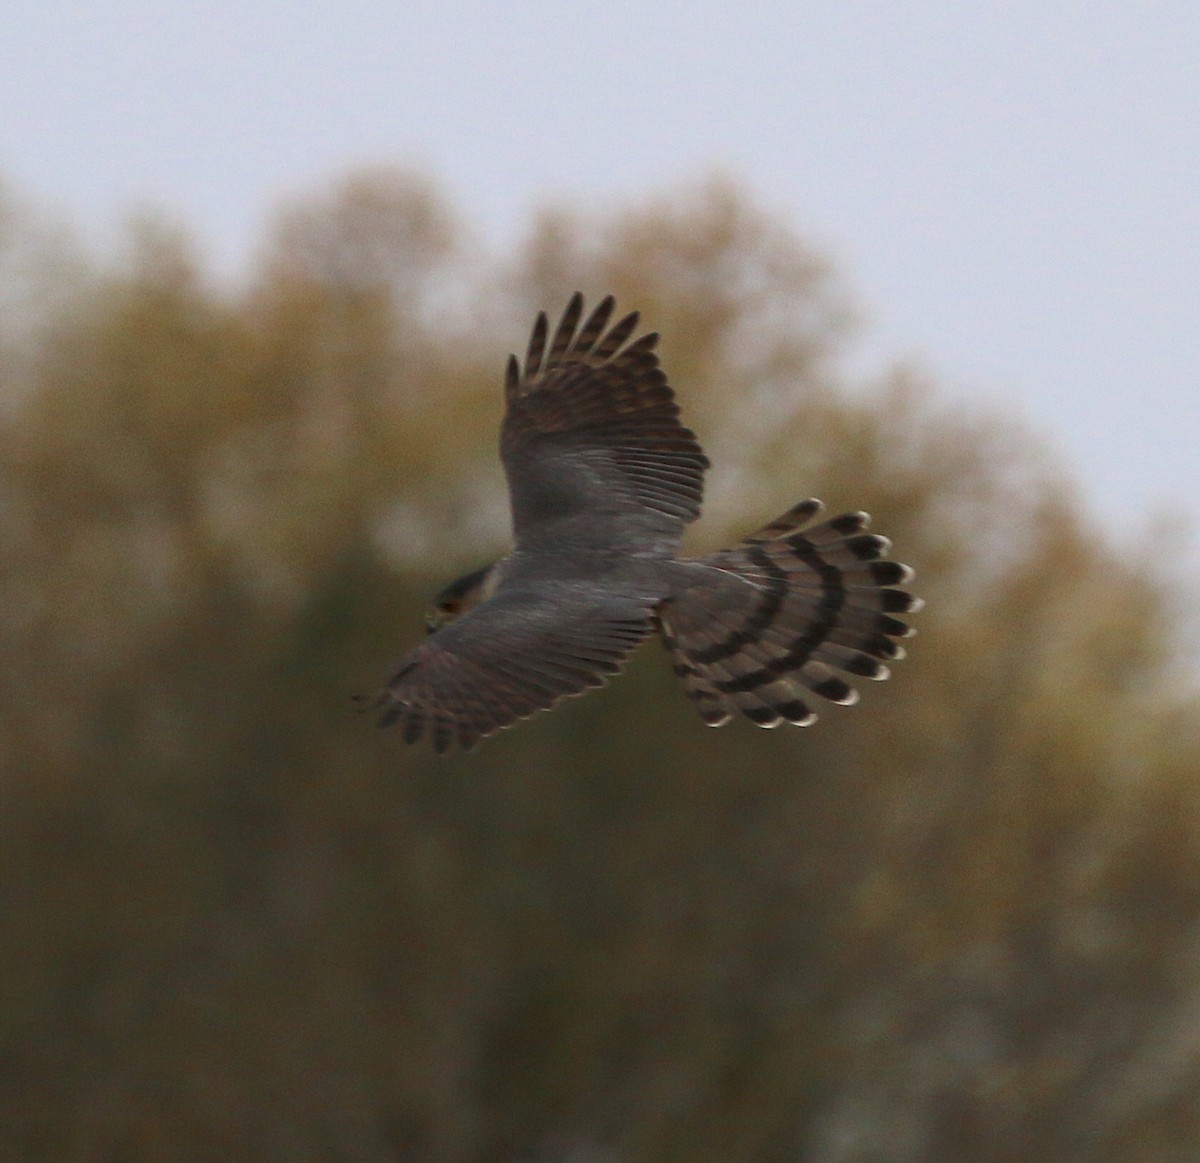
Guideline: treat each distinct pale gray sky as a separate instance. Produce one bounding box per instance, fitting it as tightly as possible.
[3,1,1198,551]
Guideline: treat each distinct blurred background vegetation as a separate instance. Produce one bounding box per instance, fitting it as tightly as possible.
[1,166,1198,1162]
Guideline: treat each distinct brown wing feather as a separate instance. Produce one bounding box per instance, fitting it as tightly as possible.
[501,295,709,555]
[371,586,656,752]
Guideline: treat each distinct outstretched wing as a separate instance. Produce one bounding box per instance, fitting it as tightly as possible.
[370,585,656,752]
[501,293,709,557]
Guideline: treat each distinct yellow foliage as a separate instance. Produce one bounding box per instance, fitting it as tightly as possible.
[0,167,1197,1161]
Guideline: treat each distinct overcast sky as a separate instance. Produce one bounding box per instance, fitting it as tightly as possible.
[3,1,1197,555]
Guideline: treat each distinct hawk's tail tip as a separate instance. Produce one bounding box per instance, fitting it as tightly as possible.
[661,498,922,730]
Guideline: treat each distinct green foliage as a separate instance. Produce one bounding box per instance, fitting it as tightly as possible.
[1,168,1198,1161]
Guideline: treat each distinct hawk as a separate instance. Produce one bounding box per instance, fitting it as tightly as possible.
[370,293,921,752]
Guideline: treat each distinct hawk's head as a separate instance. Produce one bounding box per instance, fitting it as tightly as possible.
[426,564,499,634]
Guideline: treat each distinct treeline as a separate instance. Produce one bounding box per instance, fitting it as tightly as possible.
[1,169,1198,1161]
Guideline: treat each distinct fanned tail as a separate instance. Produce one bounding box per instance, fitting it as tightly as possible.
[659,499,923,729]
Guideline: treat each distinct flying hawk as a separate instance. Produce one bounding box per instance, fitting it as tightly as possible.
[369,294,921,751]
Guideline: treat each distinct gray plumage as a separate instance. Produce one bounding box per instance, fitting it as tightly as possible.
[369,294,922,752]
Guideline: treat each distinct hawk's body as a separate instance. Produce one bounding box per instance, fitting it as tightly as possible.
[371,294,921,751]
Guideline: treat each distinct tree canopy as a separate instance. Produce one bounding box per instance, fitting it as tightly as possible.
[1,167,1197,1162]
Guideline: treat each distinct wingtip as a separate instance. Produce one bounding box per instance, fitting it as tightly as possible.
[548,293,586,368]
[524,310,549,379]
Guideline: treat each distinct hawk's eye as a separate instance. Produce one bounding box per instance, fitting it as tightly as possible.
[426,600,461,635]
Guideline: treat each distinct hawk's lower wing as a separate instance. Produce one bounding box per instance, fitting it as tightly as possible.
[370,586,656,752]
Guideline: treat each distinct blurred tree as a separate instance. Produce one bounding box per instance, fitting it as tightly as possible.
[0,167,1197,1163]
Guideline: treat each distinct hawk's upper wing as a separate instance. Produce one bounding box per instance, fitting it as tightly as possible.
[371,584,656,752]
[500,294,709,556]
